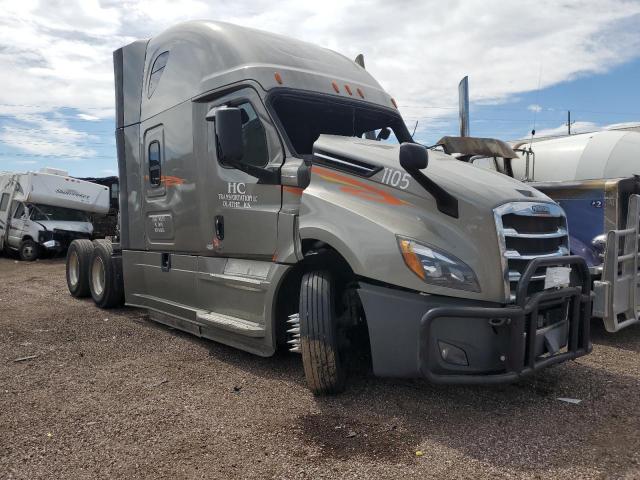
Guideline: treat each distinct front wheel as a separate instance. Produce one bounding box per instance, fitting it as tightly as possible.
[299,270,346,395]
[19,239,39,261]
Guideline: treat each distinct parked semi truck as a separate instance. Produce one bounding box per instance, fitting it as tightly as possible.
[437,131,640,333]
[0,168,110,260]
[65,21,591,394]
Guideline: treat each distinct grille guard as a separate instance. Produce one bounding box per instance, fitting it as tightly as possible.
[418,256,592,384]
[593,194,640,332]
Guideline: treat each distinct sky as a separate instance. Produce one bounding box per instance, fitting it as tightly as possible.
[0,0,639,177]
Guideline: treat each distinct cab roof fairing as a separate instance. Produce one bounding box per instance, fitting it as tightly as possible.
[137,20,396,122]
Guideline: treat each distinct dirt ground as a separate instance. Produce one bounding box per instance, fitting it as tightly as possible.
[1,258,639,479]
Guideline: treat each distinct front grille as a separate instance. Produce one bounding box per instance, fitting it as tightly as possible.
[52,228,91,246]
[494,202,569,302]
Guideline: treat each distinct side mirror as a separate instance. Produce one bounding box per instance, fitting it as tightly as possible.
[207,107,244,165]
[399,143,428,171]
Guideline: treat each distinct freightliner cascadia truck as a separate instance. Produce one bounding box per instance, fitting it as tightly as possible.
[65,21,591,394]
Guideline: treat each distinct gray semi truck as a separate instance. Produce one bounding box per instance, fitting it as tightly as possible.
[65,21,591,394]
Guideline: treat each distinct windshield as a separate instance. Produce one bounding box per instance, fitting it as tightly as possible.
[30,204,89,222]
[270,92,412,156]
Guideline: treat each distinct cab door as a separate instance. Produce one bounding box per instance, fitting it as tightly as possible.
[7,202,27,248]
[204,88,283,259]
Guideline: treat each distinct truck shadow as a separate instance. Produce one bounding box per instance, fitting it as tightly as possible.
[139,314,638,476]
[590,319,640,353]
[302,361,640,475]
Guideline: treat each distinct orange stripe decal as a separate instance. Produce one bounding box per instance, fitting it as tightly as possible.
[313,166,406,206]
[283,186,304,196]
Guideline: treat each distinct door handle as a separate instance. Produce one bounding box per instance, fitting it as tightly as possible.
[215,215,224,240]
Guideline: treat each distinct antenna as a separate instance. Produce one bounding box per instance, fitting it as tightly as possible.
[412,121,418,137]
[529,64,543,149]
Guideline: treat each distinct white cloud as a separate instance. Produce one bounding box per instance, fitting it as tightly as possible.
[0,0,639,158]
[77,113,100,121]
[0,114,97,159]
[528,104,543,113]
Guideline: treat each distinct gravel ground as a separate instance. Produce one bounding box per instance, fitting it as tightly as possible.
[1,257,639,479]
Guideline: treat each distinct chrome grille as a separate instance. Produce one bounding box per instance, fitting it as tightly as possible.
[494,202,569,302]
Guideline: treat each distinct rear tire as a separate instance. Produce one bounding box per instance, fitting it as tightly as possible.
[89,239,124,309]
[19,239,39,261]
[66,239,94,298]
[299,270,346,395]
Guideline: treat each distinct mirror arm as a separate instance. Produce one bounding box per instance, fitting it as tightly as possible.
[403,168,459,218]
[231,162,280,184]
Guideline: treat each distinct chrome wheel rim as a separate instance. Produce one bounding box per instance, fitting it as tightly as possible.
[69,250,79,287]
[91,256,105,297]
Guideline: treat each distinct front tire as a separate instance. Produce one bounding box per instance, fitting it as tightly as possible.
[19,239,39,261]
[89,239,124,309]
[299,270,346,395]
[66,239,94,298]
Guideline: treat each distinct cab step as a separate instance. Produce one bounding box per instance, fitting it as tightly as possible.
[196,310,265,337]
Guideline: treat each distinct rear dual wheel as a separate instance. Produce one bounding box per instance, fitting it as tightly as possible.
[66,239,93,297]
[89,240,124,309]
[66,239,124,308]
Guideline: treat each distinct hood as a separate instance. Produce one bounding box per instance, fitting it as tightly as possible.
[312,135,552,210]
[37,220,93,234]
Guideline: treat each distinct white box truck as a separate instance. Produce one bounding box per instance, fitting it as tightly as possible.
[0,168,110,260]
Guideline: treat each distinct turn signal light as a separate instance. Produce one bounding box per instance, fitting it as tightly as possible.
[399,239,426,280]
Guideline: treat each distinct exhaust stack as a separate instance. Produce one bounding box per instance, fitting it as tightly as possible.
[459,76,470,137]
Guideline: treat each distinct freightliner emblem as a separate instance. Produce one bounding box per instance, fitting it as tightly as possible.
[531,204,551,215]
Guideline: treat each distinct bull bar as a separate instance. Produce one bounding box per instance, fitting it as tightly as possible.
[418,256,592,384]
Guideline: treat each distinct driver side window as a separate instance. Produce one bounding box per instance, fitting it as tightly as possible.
[13,202,25,219]
[471,157,499,172]
[237,102,268,167]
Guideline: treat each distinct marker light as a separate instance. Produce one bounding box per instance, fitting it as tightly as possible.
[357,88,365,99]
[391,98,398,109]
[274,72,283,84]
[344,84,353,96]
[332,81,340,93]
[397,237,480,292]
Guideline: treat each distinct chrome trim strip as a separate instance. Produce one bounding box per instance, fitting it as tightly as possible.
[314,152,376,174]
[504,246,569,260]
[503,227,567,238]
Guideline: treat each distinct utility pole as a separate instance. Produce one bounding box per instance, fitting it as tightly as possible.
[567,110,575,135]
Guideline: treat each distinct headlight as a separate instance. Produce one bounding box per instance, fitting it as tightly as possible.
[591,233,607,260]
[397,237,480,292]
